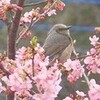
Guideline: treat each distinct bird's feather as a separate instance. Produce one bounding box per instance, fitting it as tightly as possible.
[43,32,71,61]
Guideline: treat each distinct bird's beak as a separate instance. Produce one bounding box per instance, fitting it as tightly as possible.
[58,26,72,31]
[66,25,72,29]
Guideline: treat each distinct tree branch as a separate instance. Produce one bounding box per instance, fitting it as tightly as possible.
[24,0,48,7]
[0,62,10,77]
[16,19,33,45]
[7,0,25,60]
[7,1,25,100]
[72,54,92,60]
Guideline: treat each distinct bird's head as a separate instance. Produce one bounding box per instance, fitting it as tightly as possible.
[48,24,72,36]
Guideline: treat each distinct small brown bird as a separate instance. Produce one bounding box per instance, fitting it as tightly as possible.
[43,24,74,65]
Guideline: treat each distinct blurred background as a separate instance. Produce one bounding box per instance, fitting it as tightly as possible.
[0,0,100,100]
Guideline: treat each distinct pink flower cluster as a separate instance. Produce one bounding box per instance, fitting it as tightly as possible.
[2,72,32,97]
[33,44,62,99]
[84,35,100,74]
[33,61,62,100]
[20,0,65,24]
[63,90,88,100]
[44,0,65,11]
[20,8,44,24]
[0,0,10,5]
[63,59,84,83]
[0,0,22,20]
[89,35,99,46]
[0,45,62,99]
[88,79,100,100]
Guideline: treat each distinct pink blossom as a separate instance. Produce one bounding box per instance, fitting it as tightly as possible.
[55,0,65,11]
[76,90,86,97]
[20,8,40,24]
[33,64,62,100]
[89,35,99,46]
[63,59,72,71]
[63,96,73,100]
[47,9,56,16]
[95,27,100,34]
[2,72,32,93]
[35,43,45,54]
[0,8,6,20]
[26,31,32,37]
[63,59,84,83]
[76,90,89,100]
[87,64,97,73]
[84,56,94,65]
[84,54,100,74]
[67,68,83,83]
[90,48,96,55]
[15,90,32,99]
[88,79,100,100]
[16,47,32,60]
[0,0,10,6]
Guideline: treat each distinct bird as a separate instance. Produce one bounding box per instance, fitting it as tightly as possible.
[43,24,74,66]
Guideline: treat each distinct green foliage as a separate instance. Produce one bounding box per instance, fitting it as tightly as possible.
[30,36,38,48]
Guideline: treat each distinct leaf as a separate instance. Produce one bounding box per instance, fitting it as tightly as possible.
[30,36,38,48]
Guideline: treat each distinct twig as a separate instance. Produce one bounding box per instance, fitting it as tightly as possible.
[16,19,33,45]
[83,72,90,86]
[23,70,34,82]
[32,49,35,77]
[72,54,93,60]
[24,0,48,7]
[0,62,10,77]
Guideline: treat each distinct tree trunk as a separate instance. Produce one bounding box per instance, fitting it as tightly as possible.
[7,0,25,100]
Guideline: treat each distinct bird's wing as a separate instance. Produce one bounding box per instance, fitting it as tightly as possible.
[43,33,71,60]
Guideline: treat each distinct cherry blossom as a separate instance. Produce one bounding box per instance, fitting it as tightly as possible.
[0,0,11,6]
[89,35,99,46]
[32,65,62,100]
[0,44,62,99]
[88,79,100,100]
[84,55,100,74]
[47,9,56,16]
[20,7,44,24]
[76,90,86,97]
[20,0,65,24]
[0,0,22,20]
[0,0,100,100]
[95,27,100,34]
[63,91,88,100]
[76,90,89,100]
[84,37,100,74]
[63,59,84,83]
[55,0,65,11]
[63,96,73,100]
[35,43,45,54]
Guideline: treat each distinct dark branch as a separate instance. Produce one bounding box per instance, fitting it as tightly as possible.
[8,0,25,60]
[7,1,25,100]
